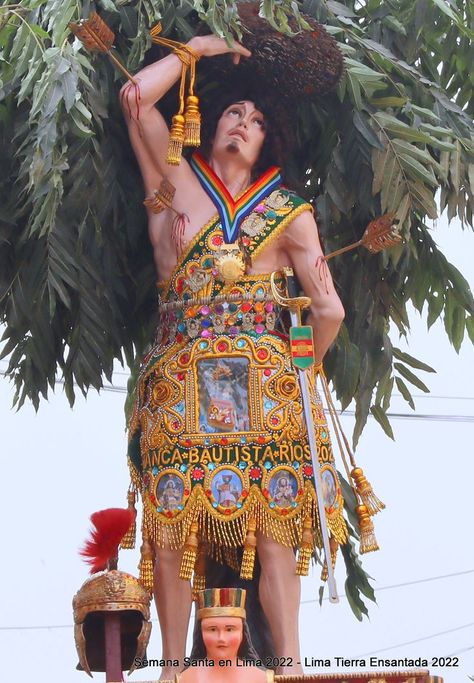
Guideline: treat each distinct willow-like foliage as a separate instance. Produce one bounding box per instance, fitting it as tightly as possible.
[0,0,473,617]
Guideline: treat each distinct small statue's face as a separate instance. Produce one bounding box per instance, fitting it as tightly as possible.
[201,616,243,661]
[212,101,266,169]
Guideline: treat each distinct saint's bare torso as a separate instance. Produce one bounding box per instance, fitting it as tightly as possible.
[146,179,297,283]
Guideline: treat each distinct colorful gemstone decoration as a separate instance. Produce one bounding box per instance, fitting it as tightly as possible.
[249,466,261,480]
[191,467,205,480]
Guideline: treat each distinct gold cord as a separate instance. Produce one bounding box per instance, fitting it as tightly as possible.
[150,23,201,162]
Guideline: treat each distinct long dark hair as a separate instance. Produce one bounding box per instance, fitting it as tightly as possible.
[199,84,294,181]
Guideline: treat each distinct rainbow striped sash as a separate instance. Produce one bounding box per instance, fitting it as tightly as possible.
[190,151,282,244]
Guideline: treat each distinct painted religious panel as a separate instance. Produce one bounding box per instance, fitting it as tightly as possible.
[197,357,250,433]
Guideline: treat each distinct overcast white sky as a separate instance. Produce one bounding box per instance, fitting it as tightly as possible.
[0,214,473,683]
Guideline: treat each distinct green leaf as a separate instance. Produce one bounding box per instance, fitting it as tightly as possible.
[427,292,444,329]
[399,153,438,187]
[346,70,362,110]
[392,348,436,373]
[408,180,438,219]
[370,96,407,108]
[370,405,395,440]
[391,139,436,167]
[394,363,430,393]
[326,1,358,17]
[450,140,461,194]
[451,306,465,353]
[430,0,458,22]
[395,377,415,410]
[374,112,435,144]
[353,111,384,149]
[382,15,406,36]
[466,316,474,345]
[405,104,440,124]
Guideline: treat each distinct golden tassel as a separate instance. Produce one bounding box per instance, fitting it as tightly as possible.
[192,542,207,600]
[184,95,201,147]
[320,536,339,581]
[184,56,200,146]
[179,521,199,581]
[240,518,257,580]
[138,531,155,592]
[167,113,186,165]
[150,23,200,163]
[351,467,385,516]
[296,517,313,576]
[120,489,137,549]
[356,504,379,554]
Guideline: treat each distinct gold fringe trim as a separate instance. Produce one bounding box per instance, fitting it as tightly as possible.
[296,516,313,576]
[240,518,257,580]
[141,482,347,572]
[138,531,155,592]
[192,540,207,599]
[192,571,206,600]
[357,504,380,554]
[120,488,137,549]
[179,521,199,580]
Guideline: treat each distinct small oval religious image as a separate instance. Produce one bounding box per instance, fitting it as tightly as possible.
[269,469,298,508]
[321,466,338,509]
[210,468,243,509]
[156,473,184,511]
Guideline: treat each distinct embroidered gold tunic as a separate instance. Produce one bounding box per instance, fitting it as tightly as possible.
[128,188,347,578]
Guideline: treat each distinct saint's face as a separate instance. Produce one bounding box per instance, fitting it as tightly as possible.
[211,101,266,169]
[201,616,243,661]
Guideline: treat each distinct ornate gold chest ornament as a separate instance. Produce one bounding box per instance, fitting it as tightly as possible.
[214,242,246,283]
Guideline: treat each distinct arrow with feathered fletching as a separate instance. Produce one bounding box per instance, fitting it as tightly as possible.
[324,214,402,261]
[69,12,137,84]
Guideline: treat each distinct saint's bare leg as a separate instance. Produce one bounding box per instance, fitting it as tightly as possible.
[257,533,304,675]
[154,544,192,681]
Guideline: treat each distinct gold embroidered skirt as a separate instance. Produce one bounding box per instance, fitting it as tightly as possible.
[129,282,347,578]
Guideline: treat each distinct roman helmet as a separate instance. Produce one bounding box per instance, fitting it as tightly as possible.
[72,508,152,676]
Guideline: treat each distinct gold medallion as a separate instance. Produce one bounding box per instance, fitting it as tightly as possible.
[214,242,246,283]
